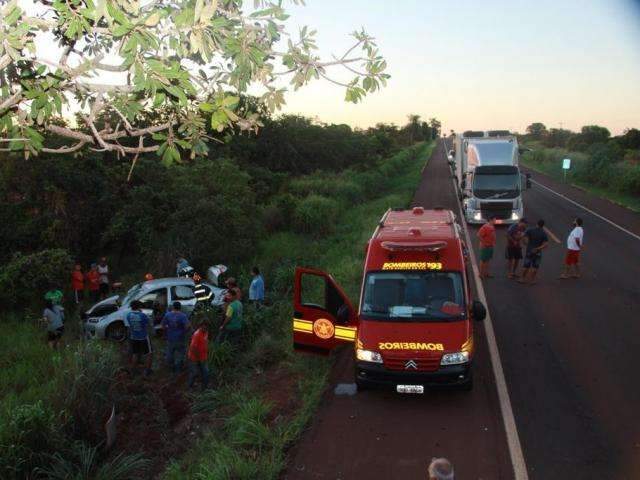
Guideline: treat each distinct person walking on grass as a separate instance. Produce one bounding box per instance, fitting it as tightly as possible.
[560,217,584,279]
[518,219,550,285]
[126,300,153,376]
[71,263,85,304]
[162,301,191,373]
[428,457,454,480]
[86,263,100,303]
[217,289,243,346]
[249,267,265,306]
[477,216,497,279]
[188,322,210,391]
[506,218,528,279]
[43,299,64,349]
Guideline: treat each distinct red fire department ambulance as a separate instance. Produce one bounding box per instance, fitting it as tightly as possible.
[293,207,487,392]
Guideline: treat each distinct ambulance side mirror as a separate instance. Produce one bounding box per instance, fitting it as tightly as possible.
[472,300,486,322]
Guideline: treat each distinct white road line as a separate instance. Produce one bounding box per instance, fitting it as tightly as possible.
[531,178,640,242]
[444,140,530,480]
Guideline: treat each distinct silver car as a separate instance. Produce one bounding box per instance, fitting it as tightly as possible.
[83,277,226,341]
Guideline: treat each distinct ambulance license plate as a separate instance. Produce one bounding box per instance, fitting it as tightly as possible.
[396,385,424,394]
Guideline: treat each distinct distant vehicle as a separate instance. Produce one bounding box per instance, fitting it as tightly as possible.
[292,207,487,392]
[83,277,226,341]
[448,132,531,224]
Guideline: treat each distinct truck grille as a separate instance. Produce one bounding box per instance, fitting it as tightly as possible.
[383,354,441,372]
[480,201,513,220]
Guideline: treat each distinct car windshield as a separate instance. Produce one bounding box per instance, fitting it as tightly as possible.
[121,284,141,306]
[473,173,520,198]
[361,271,465,321]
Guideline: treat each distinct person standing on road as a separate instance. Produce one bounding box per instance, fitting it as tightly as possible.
[71,263,85,304]
[505,218,528,279]
[428,457,454,480]
[217,289,243,346]
[97,257,110,299]
[188,322,210,391]
[248,267,265,306]
[519,219,550,285]
[477,216,497,279]
[43,299,65,349]
[559,217,584,279]
[126,300,153,376]
[162,301,191,373]
[86,263,100,303]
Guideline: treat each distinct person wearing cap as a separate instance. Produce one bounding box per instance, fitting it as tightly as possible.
[86,263,100,302]
[428,457,454,480]
[477,216,497,279]
[217,289,243,346]
[505,218,528,279]
[162,301,191,373]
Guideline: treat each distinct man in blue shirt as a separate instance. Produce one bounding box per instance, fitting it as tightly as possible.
[126,300,153,376]
[249,267,265,305]
[162,301,191,373]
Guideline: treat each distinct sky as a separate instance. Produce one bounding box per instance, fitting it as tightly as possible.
[277,0,640,135]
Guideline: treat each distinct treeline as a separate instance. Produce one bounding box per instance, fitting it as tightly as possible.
[520,123,640,198]
[0,112,439,308]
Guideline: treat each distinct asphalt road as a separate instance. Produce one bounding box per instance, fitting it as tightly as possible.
[283,140,640,479]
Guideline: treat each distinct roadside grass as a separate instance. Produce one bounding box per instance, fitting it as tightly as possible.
[521,148,640,212]
[162,141,435,479]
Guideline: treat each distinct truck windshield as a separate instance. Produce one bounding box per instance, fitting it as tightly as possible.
[473,142,515,163]
[473,173,520,198]
[361,271,465,321]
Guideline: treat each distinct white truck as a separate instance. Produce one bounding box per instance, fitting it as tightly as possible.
[448,131,530,224]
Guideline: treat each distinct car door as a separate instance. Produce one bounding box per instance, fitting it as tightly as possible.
[293,267,358,355]
[137,288,168,326]
[171,285,197,315]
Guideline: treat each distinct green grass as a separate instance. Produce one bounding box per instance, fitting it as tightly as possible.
[521,150,640,212]
[162,141,436,479]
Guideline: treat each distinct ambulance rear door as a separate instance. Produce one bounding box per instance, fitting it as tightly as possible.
[293,267,358,355]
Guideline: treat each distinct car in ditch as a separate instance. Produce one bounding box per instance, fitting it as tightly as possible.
[83,277,226,341]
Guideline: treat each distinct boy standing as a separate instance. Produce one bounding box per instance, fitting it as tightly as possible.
[188,322,210,391]
[560,218,584,279]
[477,216,497,279]
[126,300,153,376]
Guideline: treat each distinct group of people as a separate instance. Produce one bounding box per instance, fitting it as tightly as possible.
[71,257,111,303]
[477,215,584,284]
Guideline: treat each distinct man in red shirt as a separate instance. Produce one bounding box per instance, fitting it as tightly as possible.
[71,264,85,304]
[85,263,100,303]
[188,322,209,391]
[477,216,497,279]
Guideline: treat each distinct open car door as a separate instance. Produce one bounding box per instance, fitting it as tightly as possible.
[293,267,358,355]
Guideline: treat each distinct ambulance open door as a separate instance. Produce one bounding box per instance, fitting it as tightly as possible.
[293,267,358,355]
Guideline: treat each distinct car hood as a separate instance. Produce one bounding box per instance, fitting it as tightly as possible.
[85,295,120,315]
[357,319,471,356]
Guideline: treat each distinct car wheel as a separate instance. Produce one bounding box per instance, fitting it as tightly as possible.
[106,321,127,342]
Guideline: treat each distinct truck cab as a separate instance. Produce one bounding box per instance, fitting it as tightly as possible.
[292,207,486,393]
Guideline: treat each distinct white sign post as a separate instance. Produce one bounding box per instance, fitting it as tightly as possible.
[562,158,571,183]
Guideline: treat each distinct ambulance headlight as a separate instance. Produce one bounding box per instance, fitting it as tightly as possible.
[356,349,383,364]
[440,351,469,365]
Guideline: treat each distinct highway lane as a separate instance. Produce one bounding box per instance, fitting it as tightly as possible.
[468,162,640,479]
[283,141,513,479]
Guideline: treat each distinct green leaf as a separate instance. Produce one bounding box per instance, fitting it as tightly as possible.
[222,96,239,108]
[199,102,215,112]
[144,12,161,26]
[210,110,227,132]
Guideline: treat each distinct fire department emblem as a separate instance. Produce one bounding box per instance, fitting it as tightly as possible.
[313,318,335,339]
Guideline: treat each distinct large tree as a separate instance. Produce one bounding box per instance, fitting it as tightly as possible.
[525,122,547,139]
[0,0,389,162]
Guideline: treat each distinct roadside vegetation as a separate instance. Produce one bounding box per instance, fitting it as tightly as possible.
[0,111,436,479]
[519,124,640,211]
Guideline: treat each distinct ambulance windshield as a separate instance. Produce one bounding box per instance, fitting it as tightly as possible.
[361,271,465,321]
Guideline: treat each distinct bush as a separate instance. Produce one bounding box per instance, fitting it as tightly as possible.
[292,195,340,236]
[0,249,73,308]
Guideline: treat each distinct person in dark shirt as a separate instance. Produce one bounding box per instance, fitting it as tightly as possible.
[518,219,549,285]
[162,301,191,373]
[505,219,528,279]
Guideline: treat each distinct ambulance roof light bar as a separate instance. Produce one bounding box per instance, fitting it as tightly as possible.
[381,241,448,252]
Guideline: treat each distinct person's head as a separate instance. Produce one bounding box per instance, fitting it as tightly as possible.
[518,218,528,228]
[99,257,107,265]
[227,288,237,300]
[144,273,154,281]
[198,321,208,332]
[574,217,583,227]
[537,219,545,228]
[226,277,237,288]
[428,458,454,480]
[251,267,260,276]
[131,300,143,311]
[90,263,97,271]
[488,215,497,225]
[74,263,81,271]
[173,301,182,311]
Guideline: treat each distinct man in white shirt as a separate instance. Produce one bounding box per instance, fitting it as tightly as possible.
[560,218,584,279]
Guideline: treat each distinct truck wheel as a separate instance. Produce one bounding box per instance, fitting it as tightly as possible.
[106,321,127,342]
